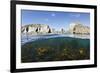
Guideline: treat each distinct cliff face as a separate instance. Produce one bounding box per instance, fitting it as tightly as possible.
[67,23,90,34]
[22,23,90,35]
[21,24,52,34]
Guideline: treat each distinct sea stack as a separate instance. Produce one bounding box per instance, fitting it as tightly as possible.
[67,23,90,34]
[21,24,53,34]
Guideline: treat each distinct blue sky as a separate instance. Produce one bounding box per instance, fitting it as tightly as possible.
[21,10,90,31]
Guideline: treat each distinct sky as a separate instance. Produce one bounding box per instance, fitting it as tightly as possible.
[21,10,90,31]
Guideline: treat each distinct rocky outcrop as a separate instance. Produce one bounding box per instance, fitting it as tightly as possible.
[21,24,53,34]
[67,23,90,34]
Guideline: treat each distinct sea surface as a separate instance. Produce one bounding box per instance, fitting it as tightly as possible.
[21,34,90,45]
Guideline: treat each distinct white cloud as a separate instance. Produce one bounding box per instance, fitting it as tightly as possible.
[70,14,81,18]
[51,13,56,17]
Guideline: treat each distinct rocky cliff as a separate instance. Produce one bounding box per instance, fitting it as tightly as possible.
[21,24,53,34]
[67,23,90,34]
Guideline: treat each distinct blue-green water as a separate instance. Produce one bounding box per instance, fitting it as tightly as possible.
[21,36,90,63]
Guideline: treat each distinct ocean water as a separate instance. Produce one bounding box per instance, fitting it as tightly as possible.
[21,35,90,62]
[21,34,90,45]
